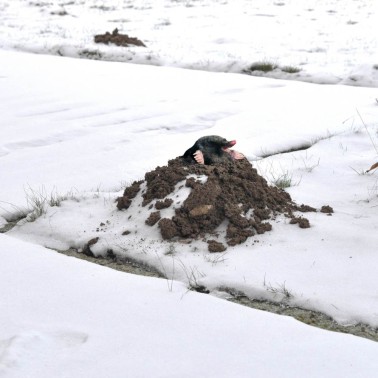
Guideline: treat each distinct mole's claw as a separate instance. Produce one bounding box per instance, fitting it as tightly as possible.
[194,150,205,164]
[226,149,245,160]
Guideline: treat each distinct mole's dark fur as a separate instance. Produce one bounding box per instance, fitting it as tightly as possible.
[182,135,239,165]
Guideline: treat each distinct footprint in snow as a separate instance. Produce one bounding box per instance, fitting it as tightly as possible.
[0,329,88,372]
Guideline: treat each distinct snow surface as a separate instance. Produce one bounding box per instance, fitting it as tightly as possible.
[1,1,378,376]
[2,233,378,378]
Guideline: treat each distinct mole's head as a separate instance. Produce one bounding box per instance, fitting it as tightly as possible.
[198,135,236,151]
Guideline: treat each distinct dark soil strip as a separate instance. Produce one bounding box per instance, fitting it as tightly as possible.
[258,143,312,158]
[52,248,164,278]
[0,222,17,233]
[223,289,378,342]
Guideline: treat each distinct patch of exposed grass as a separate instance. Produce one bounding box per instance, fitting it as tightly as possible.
[255,159,301,189]
[272,171,296,189]
[281,65,301,74]
[89,5,115,11]
[50,8,68,16]
[245,61,278,73]
[23,186,77,222]
[243,61,301,75]
[178,259,207,292]
[78,49,103,60]
[263,276,294,302]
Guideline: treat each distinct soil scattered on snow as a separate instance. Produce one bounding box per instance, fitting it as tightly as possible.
[116,157,327,251]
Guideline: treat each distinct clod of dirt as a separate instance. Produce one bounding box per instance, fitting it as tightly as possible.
[94,28,146,47]
[145,211,161,226]
[116,180,142,210]
[297,204,317,212]
[191,285,210,294]
[82,237,99,257]
[320,205,334,215]
[117,157,324,250]
[158,218,178,240]
[207,240,227,253]
[155,198,173,210]
[290,217,311,229]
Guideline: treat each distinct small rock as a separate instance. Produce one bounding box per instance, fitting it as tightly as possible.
[189,205,213,217]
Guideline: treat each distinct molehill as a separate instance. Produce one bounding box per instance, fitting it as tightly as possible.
[94,28,146,47]
[116,157,332,252]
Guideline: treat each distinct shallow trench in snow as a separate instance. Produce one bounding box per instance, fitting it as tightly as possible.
[1,218,377,343]
[53,246,378,343]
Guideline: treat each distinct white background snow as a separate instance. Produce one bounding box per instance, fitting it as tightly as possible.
[1,1,378,377]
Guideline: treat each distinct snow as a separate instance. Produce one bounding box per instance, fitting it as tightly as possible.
[1,0,378,376]
[2,234,378,378]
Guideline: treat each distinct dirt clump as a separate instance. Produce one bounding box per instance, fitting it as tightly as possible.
[117,157,324,250]
[290,216,311,229]
[158,218,178,240]
[145,211,161,226]
[320,205,334,215]
[207,240,227,253]
[94,28,146,47]
[116,180,142,210]
[155,198,173,210]
[82,237,100,257]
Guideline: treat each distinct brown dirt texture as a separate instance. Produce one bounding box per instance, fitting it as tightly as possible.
[116,157,329,251]
[94,28,146,47]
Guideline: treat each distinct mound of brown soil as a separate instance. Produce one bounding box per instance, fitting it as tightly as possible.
[94,28,146,47]
[117,158,328,252]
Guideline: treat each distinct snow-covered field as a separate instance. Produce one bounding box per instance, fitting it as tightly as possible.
[1,1,378,377]
[1,0,378,86]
